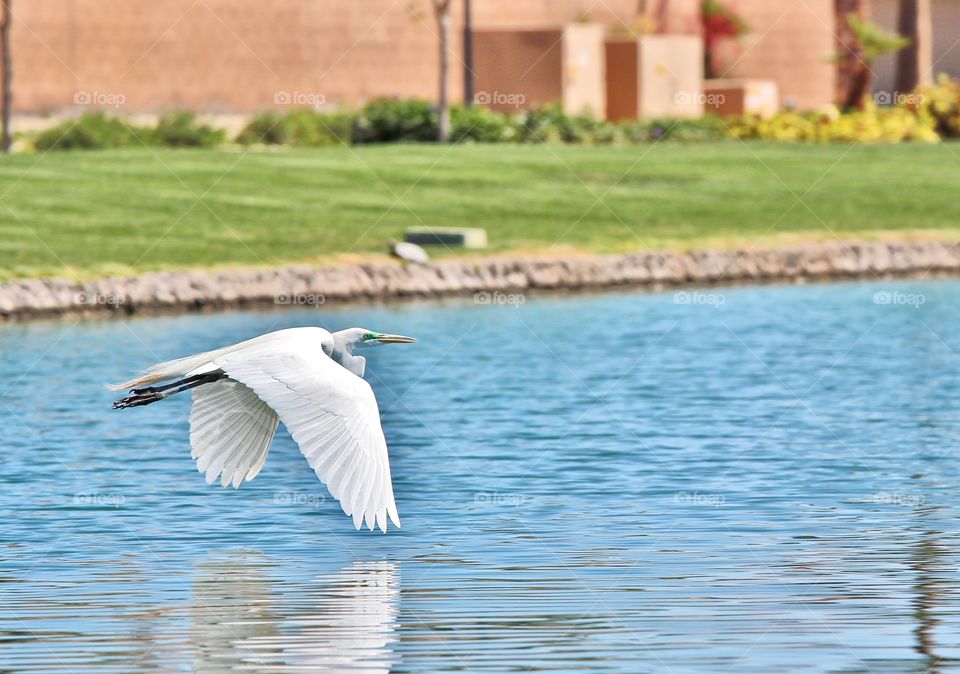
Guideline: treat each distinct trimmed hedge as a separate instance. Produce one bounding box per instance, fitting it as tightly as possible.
[35,111,225,151]
[352,98,438,143]
[30,81,960,151]
[35,113,146,151]
[152,111,226,147]
[235,109,352,147]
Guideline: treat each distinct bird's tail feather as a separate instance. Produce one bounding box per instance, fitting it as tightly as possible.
[109,331,285,391]
[108,348,227,391]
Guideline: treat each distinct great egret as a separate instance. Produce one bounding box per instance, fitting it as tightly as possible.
[388,238,429,265]
[110,327,416,533]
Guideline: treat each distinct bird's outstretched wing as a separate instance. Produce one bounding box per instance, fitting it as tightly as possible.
[189,378,280,488]
[211,339,401,533]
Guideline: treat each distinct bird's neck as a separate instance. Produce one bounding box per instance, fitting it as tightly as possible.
[332,338,366,377]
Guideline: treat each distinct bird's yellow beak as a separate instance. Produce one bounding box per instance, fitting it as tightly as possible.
[376,333,416,344]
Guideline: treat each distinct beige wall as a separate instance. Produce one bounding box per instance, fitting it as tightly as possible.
[472,30,564,111]
[13,0,689,114]
[19,0,951,117]
[14,0,454,112]
[472,26,605,117]
[472,0,635,30]
[11,0,649,114]
[712,0,837,110]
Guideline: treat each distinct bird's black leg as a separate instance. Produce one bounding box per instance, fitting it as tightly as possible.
[113,371,224,409]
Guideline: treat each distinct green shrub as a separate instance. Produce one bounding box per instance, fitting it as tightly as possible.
[152,110,225,147]
[34,113,145,151]
[236,109,354,147]
[569,114,619,144]
[236,111,285,145]
[288,110,353,147]
[618,120,654,143]
[353,98,438,143]
[583,119,623,144]
[646,116,729,142]
[36,88,957,153]
[450,105,515,142]
[614,116,728,143]
[514,104,578,143]
[511,105,624,144]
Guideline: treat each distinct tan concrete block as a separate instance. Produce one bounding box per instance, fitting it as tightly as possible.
[562,24,606,118]
[638,36,703,118]
[606,35,704,120]
[703,78,779,117]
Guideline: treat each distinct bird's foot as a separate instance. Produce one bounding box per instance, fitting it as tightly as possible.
[113,391,163,409]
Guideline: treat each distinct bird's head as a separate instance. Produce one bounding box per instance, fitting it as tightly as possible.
[335,327,417,350]
[330,327,416,377]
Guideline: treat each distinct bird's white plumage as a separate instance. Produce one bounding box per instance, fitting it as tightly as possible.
[189,378,279,488]
[208,329,400,533]
[391,241,429,264]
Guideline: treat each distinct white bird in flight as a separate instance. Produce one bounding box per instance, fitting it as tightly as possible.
[110,327,416,533]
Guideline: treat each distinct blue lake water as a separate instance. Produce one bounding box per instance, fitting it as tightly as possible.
[2,279,960,672]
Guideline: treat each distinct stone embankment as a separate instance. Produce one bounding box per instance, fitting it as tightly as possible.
[1,241,958,320]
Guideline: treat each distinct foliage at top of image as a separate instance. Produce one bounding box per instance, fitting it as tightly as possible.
[845,14,911,61]
[702,0,749,44]
[702,0,749,78]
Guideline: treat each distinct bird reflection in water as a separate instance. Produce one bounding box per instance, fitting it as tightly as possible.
[191,551,399,673]
[910,512,957,674]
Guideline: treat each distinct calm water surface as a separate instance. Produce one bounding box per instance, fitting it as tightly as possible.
[2,280,960,673]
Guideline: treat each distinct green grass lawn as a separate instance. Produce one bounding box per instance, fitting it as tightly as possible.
[0,142,958,279]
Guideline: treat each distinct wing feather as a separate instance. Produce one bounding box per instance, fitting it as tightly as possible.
[189,378,280,489]
[211,336,401,533]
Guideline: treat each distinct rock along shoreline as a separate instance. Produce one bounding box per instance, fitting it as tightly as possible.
[3,241,959,321]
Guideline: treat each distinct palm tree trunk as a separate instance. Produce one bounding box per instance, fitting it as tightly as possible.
[836,0,872,109]
[895,0,933,92]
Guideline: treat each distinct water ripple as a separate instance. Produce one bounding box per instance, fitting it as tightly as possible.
[1,281,960,672]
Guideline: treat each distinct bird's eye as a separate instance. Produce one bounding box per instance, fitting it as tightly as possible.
[363,332,377,341]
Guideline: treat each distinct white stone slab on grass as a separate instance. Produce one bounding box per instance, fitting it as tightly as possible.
[404,228,488,249]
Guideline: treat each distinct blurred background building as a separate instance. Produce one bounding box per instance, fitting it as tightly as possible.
[6,0,960,120]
